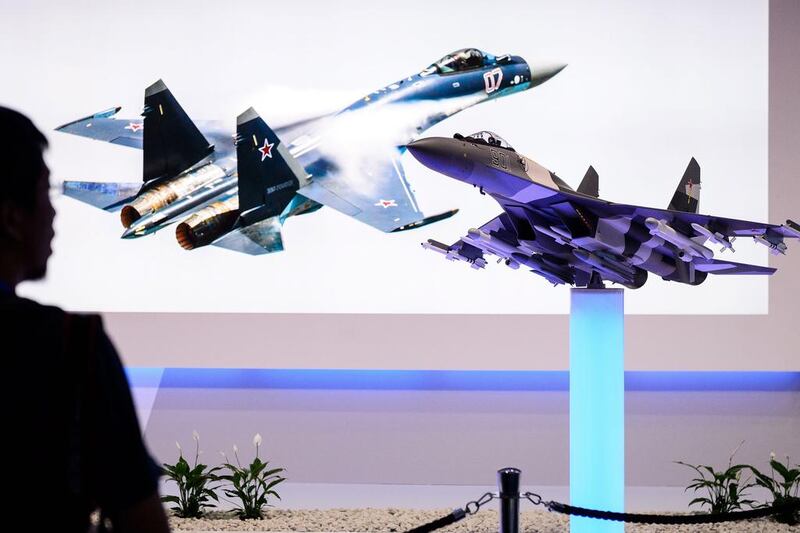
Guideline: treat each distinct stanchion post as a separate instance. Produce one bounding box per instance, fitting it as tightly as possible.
[570,288,625,533]
[498,467,521,533]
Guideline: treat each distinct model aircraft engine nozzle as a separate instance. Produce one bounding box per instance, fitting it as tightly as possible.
[119,163,227,228]
[175,196,240,250]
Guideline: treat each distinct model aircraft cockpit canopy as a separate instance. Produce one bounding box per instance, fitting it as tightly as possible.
[424,48,489,75]
[457,131,516,152]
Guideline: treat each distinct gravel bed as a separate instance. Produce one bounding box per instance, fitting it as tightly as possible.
[169,508,796,532]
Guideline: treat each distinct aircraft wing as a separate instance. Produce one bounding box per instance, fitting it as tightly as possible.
[56,106,329,151]
[56,107,144,149]
[566,194,800,240]
[693,258,776,275]
[298,149,451,232]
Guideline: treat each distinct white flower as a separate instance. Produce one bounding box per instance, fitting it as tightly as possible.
[233,444,239,454]
[192,430,200,442]
[176,441,182,452]
[253,433,263,447]
[219,451,227,458]
[770,451,776,460]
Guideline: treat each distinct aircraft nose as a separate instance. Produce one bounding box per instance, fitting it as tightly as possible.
[528,62,568,87]
[407,137,473,182]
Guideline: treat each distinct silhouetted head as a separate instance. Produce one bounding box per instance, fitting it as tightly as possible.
[0,107,54,287]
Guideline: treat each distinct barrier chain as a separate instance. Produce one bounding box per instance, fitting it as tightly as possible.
[521,491,800,525]
[403,492,496,533]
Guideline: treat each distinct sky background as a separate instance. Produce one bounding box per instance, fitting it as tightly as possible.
[2,0,769,314]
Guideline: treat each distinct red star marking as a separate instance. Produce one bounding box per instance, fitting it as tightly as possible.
[375,199,397,208]
[258,138,274,161]
[125,122,143,132]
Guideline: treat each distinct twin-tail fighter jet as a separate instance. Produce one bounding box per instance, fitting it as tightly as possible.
[56,49,566,254]
[407,131,800,288]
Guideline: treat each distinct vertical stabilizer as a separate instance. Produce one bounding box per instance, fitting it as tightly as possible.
[668,157,701,213]
[142,80,213,182]
[577,165,599,197]
[235,107,308,226]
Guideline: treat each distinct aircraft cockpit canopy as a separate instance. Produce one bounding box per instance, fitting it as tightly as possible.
[463,131,515,151]
[424,48,488,75]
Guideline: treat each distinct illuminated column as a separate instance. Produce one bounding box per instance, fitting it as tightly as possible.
[570,288,625,533]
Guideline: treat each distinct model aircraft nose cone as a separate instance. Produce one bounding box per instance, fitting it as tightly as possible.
[407,137,440,156]
[407,137,473,181]
[529,62,567,87]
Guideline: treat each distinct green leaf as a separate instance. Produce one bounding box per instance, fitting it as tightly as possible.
[689,497,711,508]
[161,495,180,504]
[772,460,791,480]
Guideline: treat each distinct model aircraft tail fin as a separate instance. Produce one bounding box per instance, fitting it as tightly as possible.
[234,107,309,226]
[577,165,599,197]
[142,79,214,183]
[668,157,700,213]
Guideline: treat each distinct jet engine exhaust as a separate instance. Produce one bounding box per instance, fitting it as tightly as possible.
[120,163,226,228]
[175,197,239,250]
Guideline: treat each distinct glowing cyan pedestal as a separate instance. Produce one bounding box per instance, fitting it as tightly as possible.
[570,288,625,533]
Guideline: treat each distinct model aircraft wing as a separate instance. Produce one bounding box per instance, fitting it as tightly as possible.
[693,257,776,275]
[298,149,456,232]
[566,194,800,241]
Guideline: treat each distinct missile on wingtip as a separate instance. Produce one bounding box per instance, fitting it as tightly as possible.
[645,217,714,261]
[753,234,788,255]
[783,219,800,239]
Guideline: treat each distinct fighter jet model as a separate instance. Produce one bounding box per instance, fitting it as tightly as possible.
[407,131,800,288]
[56,49,566,254]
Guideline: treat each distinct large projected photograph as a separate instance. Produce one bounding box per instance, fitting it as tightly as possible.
[6,0,776,314]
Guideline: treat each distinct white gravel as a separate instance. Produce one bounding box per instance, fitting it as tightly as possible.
[169,508,796,532]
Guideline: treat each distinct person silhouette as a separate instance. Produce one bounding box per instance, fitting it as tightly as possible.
[0,106,171,533]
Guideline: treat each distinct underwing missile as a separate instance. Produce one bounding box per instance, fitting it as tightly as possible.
[690,222,735,253]
[645,217,714,261]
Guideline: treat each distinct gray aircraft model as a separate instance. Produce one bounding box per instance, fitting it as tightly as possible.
[407,131,800,288]
[56,49,565,254]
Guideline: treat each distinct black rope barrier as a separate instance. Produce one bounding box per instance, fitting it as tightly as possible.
[544,499,800,525]
[401,468,799,532]
[403,508,466,533]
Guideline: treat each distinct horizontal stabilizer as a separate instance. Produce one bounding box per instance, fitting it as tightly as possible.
[212,216,284,255]
[577,165,599,197]
[143,79,213,182]
[694,258,776,276]
[62,180,141,211]
[668,157,700,213]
